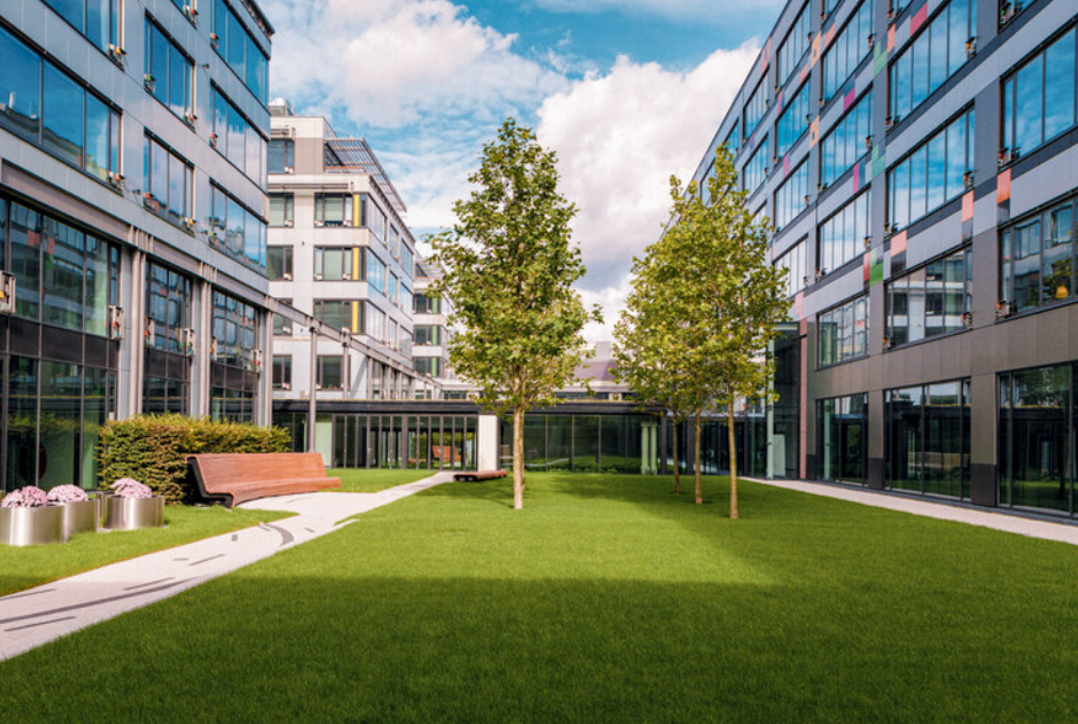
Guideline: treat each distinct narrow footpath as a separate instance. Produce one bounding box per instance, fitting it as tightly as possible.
[0,474,452,662]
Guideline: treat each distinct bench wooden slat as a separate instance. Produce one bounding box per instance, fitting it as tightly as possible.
[187,453,341,508]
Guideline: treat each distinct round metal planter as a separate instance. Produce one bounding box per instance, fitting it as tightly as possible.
[0,505,64,546]
[60,499,99,541]
[104,496,165,531]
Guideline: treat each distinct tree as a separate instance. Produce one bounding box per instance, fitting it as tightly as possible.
[616,146,787,515]
[429,119,600,510]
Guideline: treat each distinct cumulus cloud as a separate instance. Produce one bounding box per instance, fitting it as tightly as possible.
[531,0,784,23]
[262,0,567,129]
[536,42,759,340]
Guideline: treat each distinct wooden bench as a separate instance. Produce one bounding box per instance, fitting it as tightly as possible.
[452,470,509,482]
[187,453,342,508]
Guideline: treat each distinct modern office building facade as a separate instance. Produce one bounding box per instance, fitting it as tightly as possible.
[0,0,276,492]
[267,102,421,403]
[688,0,1078,515]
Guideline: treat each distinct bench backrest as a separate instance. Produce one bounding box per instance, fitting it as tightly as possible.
[189,453,328,491]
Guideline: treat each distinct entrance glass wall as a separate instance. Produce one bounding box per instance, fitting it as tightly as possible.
[999,363,1075,514]
[886,379,970,498]
[509,413,652,474]
[3,356,116,492]
[817,393,868,484]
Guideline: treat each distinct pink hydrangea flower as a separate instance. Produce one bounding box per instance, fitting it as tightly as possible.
[47,485,90,504]
[111,478,154,499]
[1,486,49,508]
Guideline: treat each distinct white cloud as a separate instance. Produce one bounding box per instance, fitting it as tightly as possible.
[531,0,783,23]
[262,0,567,129]
[535,43,759,340]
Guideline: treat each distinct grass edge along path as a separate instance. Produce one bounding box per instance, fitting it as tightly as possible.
[0,505,294,597]
[4,473,1078,723]
[328,467,441,493]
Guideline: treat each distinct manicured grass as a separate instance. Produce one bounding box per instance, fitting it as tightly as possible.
[327,467,439,493]
[4,474,1078,722]
[0,505,293,597]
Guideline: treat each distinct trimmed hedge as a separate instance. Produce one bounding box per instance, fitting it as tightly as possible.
[98,415,292,504]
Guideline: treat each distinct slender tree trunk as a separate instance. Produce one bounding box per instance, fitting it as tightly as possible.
[728,398,739,519]
[694,411,703,505]
[671,417,681,494]
[513,408,524,510]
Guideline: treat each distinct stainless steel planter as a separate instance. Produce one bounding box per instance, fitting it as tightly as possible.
[0,505,64,546]
[60,499,98,540]
[104,496,165,530]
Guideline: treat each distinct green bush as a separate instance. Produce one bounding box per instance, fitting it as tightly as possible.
[98,415,292,504]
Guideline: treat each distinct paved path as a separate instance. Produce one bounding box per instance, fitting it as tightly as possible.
[746,477,1078,546]
[0,474,452,662]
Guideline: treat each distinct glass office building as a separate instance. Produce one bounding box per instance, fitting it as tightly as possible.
[0,0,275,492]
[687,0,1078,515]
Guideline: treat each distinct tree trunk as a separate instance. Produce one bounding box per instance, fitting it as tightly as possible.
[728,398,739,519]
[513,408,524,510]
[694,411,703,505]
[671,417,681,494]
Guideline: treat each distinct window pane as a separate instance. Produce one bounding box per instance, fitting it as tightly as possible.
[0,27,42,142]
[42,218,84,330]
[10,204,42,319]
[85,235,110,336]
[1015,58,1044,153]
[42,63,84,167]
[85,94,112,181]
[168,43,189,116]
[1044,30,1076,142]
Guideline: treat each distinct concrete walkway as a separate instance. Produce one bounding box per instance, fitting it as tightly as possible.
[0,473,452,662]
[746,477,1078,546]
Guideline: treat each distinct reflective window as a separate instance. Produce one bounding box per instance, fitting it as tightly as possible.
[776,236,808,297]
[1000,195,1078,312]
[213,0,269,104]
[817,393,868,483]
[268,139,293,173]
[886,380,970,498]
[743,78,767,140]
[776,81,811,157]
[774,160,809,231]
[777,3,811,88]
[208,183,266,272]
[820,90,872,186]
[725,121,740,157]
[817,294,868,367]
[366,250,386,294]
[43,0,119,54]
[145,262,192,354]
[887,109,973,230]
[889,0,976,122]
[211,86,265,182]
[886,246,971,346]
[415,325,441,346]
[145,19,192,119]
[144,136,191,226]
[212,290,259,368]
[0,28,120,180]
[414,293,440,314]
[742,136,770,195]
[360,193,387,240]
[314,299,357,333]
[818,191,870,276]
[414,357,441,377]
[821,0,873,101]
[999,364,1075,514]
[1002,26,1076,162]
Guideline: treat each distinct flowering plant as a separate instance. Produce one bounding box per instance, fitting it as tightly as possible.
[1,485,49,508]
[46,485,90,504]
[111,478,154,499]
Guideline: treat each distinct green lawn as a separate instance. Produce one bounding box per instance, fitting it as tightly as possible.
[4,473,1078,723]
[327,467,439,492]
[0,506,292,597]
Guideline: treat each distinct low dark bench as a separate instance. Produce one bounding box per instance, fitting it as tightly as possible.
[187,453,342,508]
[452,470,509,482]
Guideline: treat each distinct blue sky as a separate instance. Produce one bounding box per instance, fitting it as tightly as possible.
[260,0,781,339]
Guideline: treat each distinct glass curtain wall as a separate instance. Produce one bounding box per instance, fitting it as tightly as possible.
[886,380,970,498]
[817,393,868,484]
[999,363,1075,514]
